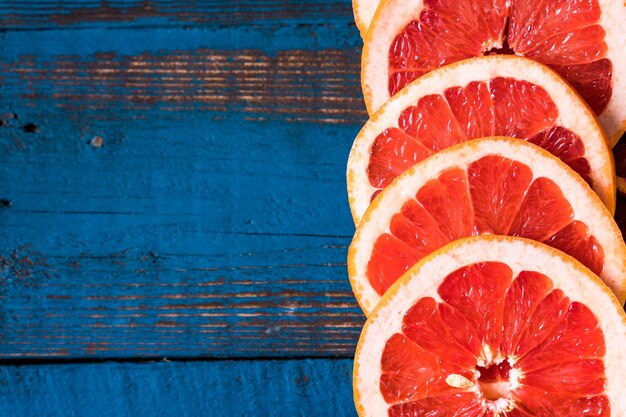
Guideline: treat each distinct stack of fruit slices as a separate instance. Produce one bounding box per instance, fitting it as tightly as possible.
[345,0,626,415]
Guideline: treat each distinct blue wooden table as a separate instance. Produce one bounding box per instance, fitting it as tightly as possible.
[0,1,366,415]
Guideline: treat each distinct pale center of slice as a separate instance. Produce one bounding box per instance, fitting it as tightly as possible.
[476,360,517,413]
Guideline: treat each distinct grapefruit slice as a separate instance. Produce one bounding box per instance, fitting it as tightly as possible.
[348,138,626,315]
[362,0,626,143]
[348,56,615,224]
[353,236,626,417]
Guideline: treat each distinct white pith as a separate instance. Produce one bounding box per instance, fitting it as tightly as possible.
[597,0,626,145]
[352,0,379,37]
[447,357,519,410]
[353,236,626,417]
[361,0,626,143]
[348,138,626,315]
[349,55,615,225]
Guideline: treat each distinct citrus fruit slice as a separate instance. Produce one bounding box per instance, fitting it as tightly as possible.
[362,0,626,143]
[353,236,626,417]
[348,55,615,224]
[348,138,626,315]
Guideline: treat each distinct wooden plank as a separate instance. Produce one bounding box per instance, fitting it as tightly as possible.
[0,21,366,358]
[0,358,357,416]
[0,231,363,358]
[0,0,354,29]
[0,104,365,358]
[0,25,365,126]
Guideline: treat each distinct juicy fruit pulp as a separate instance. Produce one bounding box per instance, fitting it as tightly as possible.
[388,0,612,115]
[368,77,592,202]
[381,262,608,416]
[368,155,604,296]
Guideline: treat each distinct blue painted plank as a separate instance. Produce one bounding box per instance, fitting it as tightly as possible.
[0,233,363,358]
[0,0,354,30]
[0,24,361,58]
[0,116,365,358]
[0,29,364,124]
[0,358,357,417]
[1,119,358,237]
[0,6,367,358]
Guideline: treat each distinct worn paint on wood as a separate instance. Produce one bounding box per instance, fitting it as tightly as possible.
[0,359,357,416]
[0,20,366,125]
[0,109,364,357]
[0,235,363,358]
[0,0,354,29]
[1,48,363,125]
[0,2,367,359]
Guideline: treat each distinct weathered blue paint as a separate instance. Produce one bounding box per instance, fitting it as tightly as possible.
[0,0,355,30]
[0,0,367,360]
[0,0,367,412]
[1,25,361,59]
[0,359,358,417]
[0,112,365,357]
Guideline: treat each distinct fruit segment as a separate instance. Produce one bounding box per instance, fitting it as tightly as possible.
[508,177,574,241]
[380,262,609,415]
[391,201,449,257]
[367,128,433,189]
[403,297,478,368]
[398,95,468,151]
[387,393,485,417]
[551,59,613,117]
[367,234,423,295]
[437,262,512,360]
[366,155,605,296]
[526,127,592,186]
[544,221,604,275]
[415,168,474,240]
[444,81,495,138]
[467,155,533,234]
[500,271,553,357]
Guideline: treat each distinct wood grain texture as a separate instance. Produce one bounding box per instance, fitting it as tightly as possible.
[0,7,367,359]
[0,234,363,358]
[5,48,362,125]
[0,111,365,358]
[0,0,354,29]
[0,25,365,125]
[0,359,356,416]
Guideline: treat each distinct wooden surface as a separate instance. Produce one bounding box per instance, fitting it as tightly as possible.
[0,1,365,415]
[0,359,355,417]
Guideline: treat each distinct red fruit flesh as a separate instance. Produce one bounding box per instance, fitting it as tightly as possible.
[544,221,604,275]
[387,0,611,114]
[390,200,450,258]
[366,78,594,202]
[366,156,604,298]
[398,95,468,152]
[415,168,475,240]
[368,128,433,189]
[367,234,423,295]
[467,155,533,234]
[380,263,609,416]
[403,297,478,368]
[490,77,558,138]
[527,126,593,187]
[508,177,575,241]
